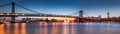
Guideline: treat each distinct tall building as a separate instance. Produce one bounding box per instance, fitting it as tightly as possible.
[107,12,110,18]
[98,15,101,18]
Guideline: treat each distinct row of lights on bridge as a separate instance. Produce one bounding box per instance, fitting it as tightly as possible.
[0,13,77,18]
[40,14,77,17]
[0,13,25,15]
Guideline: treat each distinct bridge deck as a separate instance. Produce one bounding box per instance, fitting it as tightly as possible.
[0,13,78,18]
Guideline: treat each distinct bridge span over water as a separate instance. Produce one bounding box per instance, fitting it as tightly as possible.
[0,2,85,23]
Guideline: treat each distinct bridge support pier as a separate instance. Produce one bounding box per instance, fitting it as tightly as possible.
[11,16,16,23]
[79,18,84,23]
[46,18,49,23]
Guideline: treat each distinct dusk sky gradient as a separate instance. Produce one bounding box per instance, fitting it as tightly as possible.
[0,0,120,17]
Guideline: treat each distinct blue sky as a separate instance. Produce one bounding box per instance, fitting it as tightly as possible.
[0,0,120,17]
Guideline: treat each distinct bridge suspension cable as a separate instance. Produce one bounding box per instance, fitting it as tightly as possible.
[15,4,43,14]
[0,3,11,8]
[69,10,89,17]
[83,11,89,16]
[69,11,79,15]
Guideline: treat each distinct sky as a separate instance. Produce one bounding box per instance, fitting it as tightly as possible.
[0,0,120,17]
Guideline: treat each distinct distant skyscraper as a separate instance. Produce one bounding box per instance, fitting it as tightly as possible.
[107,12,110,18]
[98,15,101,18]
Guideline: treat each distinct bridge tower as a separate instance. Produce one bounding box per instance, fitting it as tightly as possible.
[79,10,84,22]
[79,10,83,18]
[11,2,16,23]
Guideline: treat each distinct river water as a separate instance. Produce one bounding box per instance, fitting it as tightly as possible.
[0,22,120,34]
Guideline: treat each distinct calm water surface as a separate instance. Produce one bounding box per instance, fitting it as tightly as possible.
[0,23,120,34]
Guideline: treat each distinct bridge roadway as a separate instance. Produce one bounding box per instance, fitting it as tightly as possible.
[0,13,79,18]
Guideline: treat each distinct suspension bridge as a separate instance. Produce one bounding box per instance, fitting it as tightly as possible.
[0,2,94,23]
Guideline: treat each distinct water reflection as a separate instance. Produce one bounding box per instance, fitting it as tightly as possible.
[14,23,19,34]
[0,24,4,34]
[21,23,26,34]
[0,23,120,34]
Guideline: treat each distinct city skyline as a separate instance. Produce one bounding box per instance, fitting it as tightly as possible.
[0,0,120,17]
[1,0,120,34]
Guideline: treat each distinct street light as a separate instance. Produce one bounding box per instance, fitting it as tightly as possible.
[0,13,3,15]
[15,14,18,15]
[22,14,25,15]
[6,13,10,15]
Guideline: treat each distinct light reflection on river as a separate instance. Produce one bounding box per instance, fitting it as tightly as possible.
[0,23,120,34]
